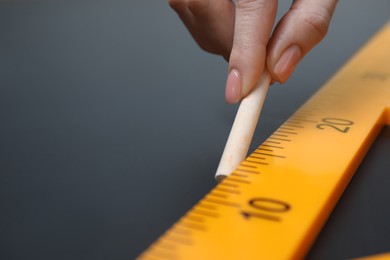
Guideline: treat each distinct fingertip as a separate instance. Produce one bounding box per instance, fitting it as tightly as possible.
[271,45,301,83]
[225,69,242,104]
[228,45,266,102]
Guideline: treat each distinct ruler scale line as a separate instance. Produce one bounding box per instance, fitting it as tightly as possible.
[278,127,296,131]
[218,182,239,188]
[154,241,177,251]
[231,173,249,178]
[224,178,251,184]
[208,192,229,198]
[245,159,269,165]
[249,155,266,159]
[169,228,192,236]
[283,124,304,128]
[184,215,205,223]
[195,203,217,210]
[239,163,257,168]
[263,140,282,144]
[276,130,298,135]
[268,137,291,141]
[178,222,207,232]
[255,148,274,152]
[191,209,220,218]
[272,133,289,137]
[203,198,241,208]
[261,144,284,149]
[163,235,193,246]
[254,152,286,158]
[214,187,241,194]
[289,119,318,123]
[235,169,260,174]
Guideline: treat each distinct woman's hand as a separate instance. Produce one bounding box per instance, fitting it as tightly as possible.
[169,0,338,103]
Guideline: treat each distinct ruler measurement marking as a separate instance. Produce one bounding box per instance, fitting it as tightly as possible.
[261,144,284,149]
[163,235,193,246]
[203,198,241,208]
[297,111,315,115]
[225,178,251,184]
[235,169,260,174]
[241,211,282,222]
[272,133,289,137]
[170,227,192,236]
[283,124,304,128]
[240,163,257,168]
[196,202,217,210]
[249,155,266,159]
[208,192,229,198]
[268,137,291,142]
[264,140,282,144]
[255,152,286,158]
[155,241,176,251]
[231,173,249,178]
[276,130,298,135]
[256,148,274,152]
[185,214,206,223]
[214,187,241,194]
[192,209,220,218]
[279,127,296,131]
[178,221,207,232]
[291,116,309,119]
[293,113,315,118]
[287,120,302,124]
[290,119,318,123]
[218,182,239,188]
[244,159,268,165]
[299,119,318,124]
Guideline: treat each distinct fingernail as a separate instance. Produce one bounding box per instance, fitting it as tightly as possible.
[225,69,242,104]
[274,45,301,83]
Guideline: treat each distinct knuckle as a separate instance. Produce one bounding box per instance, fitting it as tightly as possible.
[186,0,210,13]
[303,10,331,40]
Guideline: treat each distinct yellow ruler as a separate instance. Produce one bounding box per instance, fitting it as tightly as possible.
[138,22,390,259]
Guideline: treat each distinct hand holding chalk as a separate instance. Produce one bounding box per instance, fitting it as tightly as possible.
[215,70,271,181]
[169,0,338,104]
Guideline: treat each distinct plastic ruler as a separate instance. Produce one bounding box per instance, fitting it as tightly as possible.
[138,22,390,259]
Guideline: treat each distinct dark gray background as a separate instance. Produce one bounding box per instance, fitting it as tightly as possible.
[0,1,389,259]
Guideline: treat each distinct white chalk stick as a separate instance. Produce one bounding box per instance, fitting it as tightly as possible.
[215,71,271,181]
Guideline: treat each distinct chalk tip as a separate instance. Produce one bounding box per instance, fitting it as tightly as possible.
[215,174,227,183]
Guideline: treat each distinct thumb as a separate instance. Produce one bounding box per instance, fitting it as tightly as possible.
[267,0,338,83]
